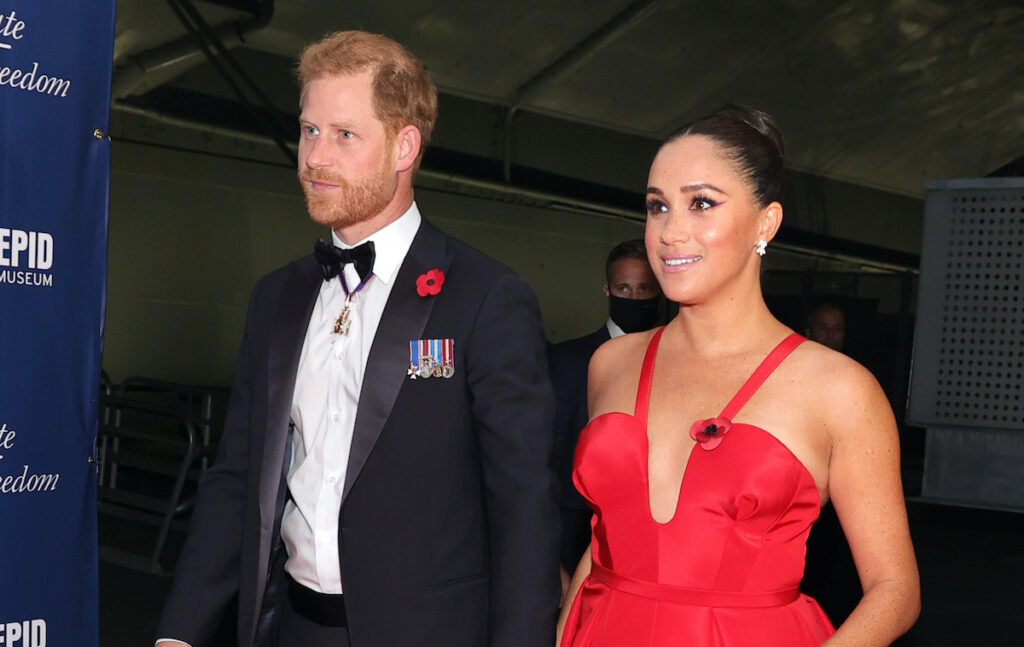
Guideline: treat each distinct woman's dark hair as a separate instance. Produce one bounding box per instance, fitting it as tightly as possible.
[663,104,785,208]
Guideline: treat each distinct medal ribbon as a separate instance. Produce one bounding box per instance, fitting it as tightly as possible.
[339,272,373,297]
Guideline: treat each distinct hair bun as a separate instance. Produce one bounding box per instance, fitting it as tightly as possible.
[719,104,785,161]
[662,104,786,207]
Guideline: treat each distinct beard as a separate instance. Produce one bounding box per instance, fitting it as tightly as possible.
[298,153,398,230]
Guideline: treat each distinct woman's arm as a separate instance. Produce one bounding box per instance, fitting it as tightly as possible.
[820,361,920,646]
[556,546,592,646]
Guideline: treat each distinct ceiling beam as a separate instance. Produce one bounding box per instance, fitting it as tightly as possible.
[502,0,663,182]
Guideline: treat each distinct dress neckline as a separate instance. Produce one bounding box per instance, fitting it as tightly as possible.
[633,327,809,524]
[633,327,806,425]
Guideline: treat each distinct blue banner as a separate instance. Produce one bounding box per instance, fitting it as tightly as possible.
[0,1,115,645]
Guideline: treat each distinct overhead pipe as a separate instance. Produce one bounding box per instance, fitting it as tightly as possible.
[162,0,295,164]
[111,1,273,100]
[502,0,663,182]
[168,0,293,140]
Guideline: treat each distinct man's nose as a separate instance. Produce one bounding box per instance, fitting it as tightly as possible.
[304,137,331,169]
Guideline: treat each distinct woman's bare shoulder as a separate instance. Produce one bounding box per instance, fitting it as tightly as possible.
[789,340,894,435]
[796,341,881,391]
[590,328,659,377]
[587,328,660,415]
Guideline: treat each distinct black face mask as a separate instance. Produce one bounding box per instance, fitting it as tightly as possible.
[608,295,660,333]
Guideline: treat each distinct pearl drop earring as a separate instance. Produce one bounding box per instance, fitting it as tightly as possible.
[755,239,767,257]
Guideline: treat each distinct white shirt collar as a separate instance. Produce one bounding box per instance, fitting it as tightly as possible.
[330,202,421,286]
[606,317,625,339]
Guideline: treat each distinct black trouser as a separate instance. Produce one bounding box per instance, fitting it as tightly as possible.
[274,602,350,646]
[274,576,350,647]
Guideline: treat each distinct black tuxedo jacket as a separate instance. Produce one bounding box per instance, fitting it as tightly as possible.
[157,219,560,647]
[547,325,610,513]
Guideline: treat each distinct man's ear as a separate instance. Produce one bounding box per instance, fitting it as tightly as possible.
[394,125,421,173]
[602,283,610,297]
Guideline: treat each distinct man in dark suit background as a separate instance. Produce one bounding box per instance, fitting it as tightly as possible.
[547,239,660,591]
[806,302,846,352]
[801,301,861,626]
[156,31,559,647]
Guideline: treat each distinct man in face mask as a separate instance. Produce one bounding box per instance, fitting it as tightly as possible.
[547,239,661,597]
[602,241,662,334]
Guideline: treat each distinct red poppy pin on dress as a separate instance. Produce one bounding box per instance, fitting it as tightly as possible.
[689,416,733,450]
[416,268,445,297]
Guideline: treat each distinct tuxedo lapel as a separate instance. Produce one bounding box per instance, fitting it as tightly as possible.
[258,257,320,529]
[342,220,451,504]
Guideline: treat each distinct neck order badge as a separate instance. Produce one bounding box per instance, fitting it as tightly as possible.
[332,275,374,336]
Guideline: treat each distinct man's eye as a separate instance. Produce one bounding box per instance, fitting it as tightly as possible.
[340,130,354,139]
[304,125,319,136]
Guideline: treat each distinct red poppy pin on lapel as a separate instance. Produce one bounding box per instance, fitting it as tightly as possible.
[416,268,445,297]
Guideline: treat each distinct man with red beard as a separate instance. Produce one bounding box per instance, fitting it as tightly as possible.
[156,31,559,647]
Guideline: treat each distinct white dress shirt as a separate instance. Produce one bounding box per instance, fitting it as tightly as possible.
[605,317,626,339]
[282,203,421,593]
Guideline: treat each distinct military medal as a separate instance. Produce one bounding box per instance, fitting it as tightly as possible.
[408,338,455,379]
[428,339,442,377]
[409,340,428,378]
[441,338,455,378]
[418,358,433,378]
[408,340,419,377]
[421,339,434,378]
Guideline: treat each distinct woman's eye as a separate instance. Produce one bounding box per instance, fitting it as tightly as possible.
[645,199,667,214]
[692,196,717,210]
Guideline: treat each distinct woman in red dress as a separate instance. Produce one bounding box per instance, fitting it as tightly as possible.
[558,105,919,646]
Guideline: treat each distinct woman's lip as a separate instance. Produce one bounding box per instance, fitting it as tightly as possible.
[661,255,702,272]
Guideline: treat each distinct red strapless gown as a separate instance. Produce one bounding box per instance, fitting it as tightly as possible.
[561,328,836,646]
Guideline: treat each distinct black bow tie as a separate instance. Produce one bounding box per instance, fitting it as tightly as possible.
[314,238,376,284]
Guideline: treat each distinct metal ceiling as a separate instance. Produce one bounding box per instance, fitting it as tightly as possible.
[110,0,1024,207]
